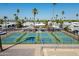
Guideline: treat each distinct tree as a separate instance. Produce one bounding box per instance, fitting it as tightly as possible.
[32,8,38,25]
[16,20,22,28]
[59,20,64,28]
[52,3,56,20]
[56,20,59,24]
[16,9,20,20]
[3,16,7,27]
[56,14,58,20]
[45,21,48,28]
[21,19,25,24]
[14,14,16,16]
[76,13,78,20]
[17,9,20,15]
[30,17,31,20]
[4,16,7,20]
[14,9,20,21]
[15,16,19,21]
[64,17,66,20]
[0,19,4,24]
[62,11,64,20]
[3,16,8,32]
[13,9,22,28]
[14,14,18,20]
[60,11,64,28]
[24,17,27,20]
[64,25,70,31]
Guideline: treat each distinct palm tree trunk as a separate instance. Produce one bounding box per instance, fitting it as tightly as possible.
[34,14,35,26]
[53,6,54,20]
[5,19,7,33]
[0,35,3,51]
[77,17,78,20]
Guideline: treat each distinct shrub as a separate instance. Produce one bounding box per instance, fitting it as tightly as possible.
[16,20,23,28]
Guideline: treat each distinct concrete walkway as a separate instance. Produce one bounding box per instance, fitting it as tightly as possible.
[0,44,79,56]
[43,48,79,56]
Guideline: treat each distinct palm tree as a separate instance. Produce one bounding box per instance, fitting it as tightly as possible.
[62,11,65,26]
[60,11,64,28]
[76,13,78,20]
[3,16,8,32]
[24,17,27,22]
[64,17,66,20]
[56,14,58,20]
[30,17,31,20]
[14,14,17,16]
[17,9,20,15]
[25,17,26,20]
[4,16,7,20]
[14,9,20,21]
[13,9,22,28]
[32,8,38,25]
[62,11,64,20]
[16,9,20,21]
[52,3,56,20]
[13,14,18,21]
[4,16,7,26]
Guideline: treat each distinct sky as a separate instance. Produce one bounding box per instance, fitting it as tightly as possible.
[0,3,79,20]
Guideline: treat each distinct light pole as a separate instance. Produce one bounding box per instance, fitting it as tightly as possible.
[0,31,6,52]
